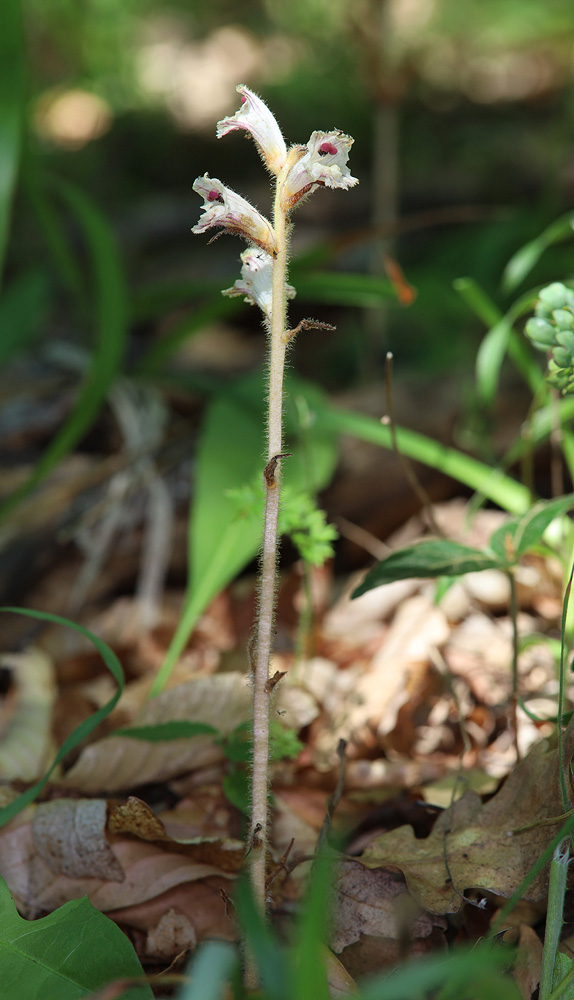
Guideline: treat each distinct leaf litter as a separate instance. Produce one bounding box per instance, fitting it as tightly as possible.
[0,498,570,995]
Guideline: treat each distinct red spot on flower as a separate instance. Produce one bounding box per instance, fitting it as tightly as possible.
[318,141,338,156]
[207,189,221,201]
[241,95,247,104]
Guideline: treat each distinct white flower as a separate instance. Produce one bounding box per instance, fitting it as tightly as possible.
[281,130,358,210]
[217,85,287,176]
[223,247,295,320]
[192,174,276,255]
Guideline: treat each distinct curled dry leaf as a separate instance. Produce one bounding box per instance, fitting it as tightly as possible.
[33,798,124,881]
[145,906,197,960]
[359,718,574,913]
[0,808,235,916]
[108,796,244,873]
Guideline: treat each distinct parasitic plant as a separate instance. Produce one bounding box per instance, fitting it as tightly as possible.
[192,85,357,919]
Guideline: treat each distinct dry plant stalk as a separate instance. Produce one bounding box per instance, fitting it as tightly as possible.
[192,85,357,915]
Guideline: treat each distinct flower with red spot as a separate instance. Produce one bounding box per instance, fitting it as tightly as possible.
[192,174,276,256]
[223,247,296,321]
[280,129,358,210]
[217,85,287,176]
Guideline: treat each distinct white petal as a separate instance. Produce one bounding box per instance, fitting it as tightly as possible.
[192,174,276,255]
[217,85,287,175]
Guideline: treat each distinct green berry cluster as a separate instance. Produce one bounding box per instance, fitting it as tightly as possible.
[525,282,574,394]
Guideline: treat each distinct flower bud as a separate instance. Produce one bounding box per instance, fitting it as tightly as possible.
[538,282,570,311]
[217,85,287,176]
[280,129,358,210]
[192,174,277,256]
[525,317,555,348]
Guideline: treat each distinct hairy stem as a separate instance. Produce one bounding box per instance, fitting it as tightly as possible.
[250,185,288,913]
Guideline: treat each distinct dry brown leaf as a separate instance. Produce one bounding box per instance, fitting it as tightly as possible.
[323,945,358,998]
[108,796,244,873]
[330,861,445,953]
[145,907,197,960]
[61,672,252,793]
[0,809,234,915]
[0,647,56,781]
[33,798,124,881]
[359,721,574,913]
[509,924,542,1000]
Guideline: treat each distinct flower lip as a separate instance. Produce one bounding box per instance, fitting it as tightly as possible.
[216,84,288,176]
[280,129,358,210]
[192,174,277,256]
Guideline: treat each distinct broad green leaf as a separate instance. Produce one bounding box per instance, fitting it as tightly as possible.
[314,403,530,515]
[0,608,124,827]
[0,876,152,1000]
[0,178,127,523]
[115,721,217,741]
[179,940,238,1000]
[502,212,574,294]
[0,0,24,291]
[352,540,501,598]
[151,372,338,695]
[489,494,574,563]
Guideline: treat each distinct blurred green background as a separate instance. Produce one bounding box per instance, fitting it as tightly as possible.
[4,0,574,378]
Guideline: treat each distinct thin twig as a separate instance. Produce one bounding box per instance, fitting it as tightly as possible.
[383,351,444,537]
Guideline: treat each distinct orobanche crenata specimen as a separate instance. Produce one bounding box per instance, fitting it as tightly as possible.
[193,84,358,914]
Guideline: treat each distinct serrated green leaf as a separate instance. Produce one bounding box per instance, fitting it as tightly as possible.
[115,721,218,741]
[0,876,152,1000]
[352,540,501,598]
[489,494,574,563]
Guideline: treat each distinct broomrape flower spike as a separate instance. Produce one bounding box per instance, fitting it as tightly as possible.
[192,87,357,959]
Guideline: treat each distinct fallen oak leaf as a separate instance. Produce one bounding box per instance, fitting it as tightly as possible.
[359,718,574,914]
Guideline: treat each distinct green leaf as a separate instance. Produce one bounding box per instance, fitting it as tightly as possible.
[234,877,292,1000]
[0,269,51,364]
[454,277,541,403]
[179,941,238,1000]
[0,0,24,292]
[115,721,218,741]
[0,608,124,827]
[352,540,501,599]
[0,876,152,1000]
[489,494,574,563]
[0,178,127,523]
[502,212,574,294]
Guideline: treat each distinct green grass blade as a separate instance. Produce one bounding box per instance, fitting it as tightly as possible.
[0,0,24,292]
[0,608,125,827]
[454,277,542,402]
[178,941,238,1000]
[316,403,530,515]
[0,179,127,522]
[502,212,574,294]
